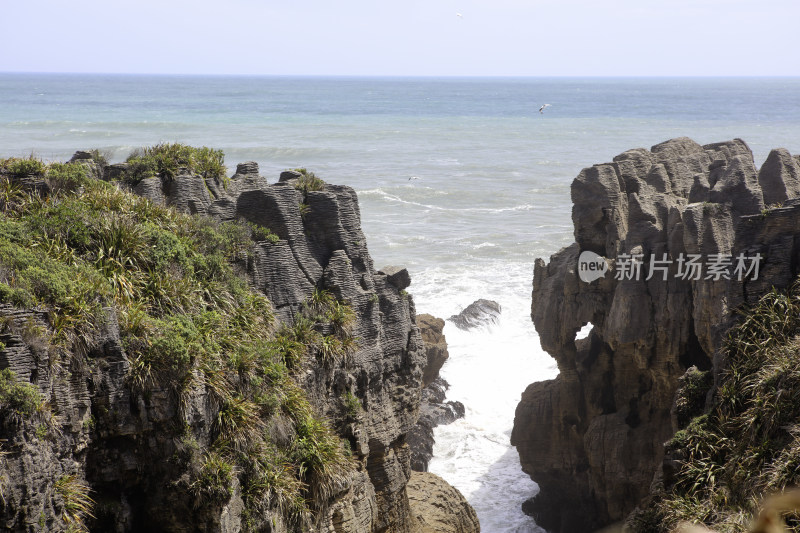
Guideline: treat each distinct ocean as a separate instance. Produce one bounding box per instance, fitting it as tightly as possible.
[2,74,800,532]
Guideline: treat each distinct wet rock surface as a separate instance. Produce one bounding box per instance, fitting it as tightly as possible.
[407,377,465,472]
[447,299,501,330]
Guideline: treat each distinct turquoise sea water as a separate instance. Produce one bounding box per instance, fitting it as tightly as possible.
[2,74,800,531]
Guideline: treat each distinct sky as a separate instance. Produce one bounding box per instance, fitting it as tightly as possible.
[2,0,799,77]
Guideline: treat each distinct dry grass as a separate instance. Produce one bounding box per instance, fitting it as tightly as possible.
[673,490,800,533]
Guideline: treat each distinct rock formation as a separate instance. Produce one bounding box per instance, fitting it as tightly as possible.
[407,472,480,533]
[448,299,501,331]
[0,155,478,532]
[512,138,800,532]
[407,377,465,473]
[417,314,450,388]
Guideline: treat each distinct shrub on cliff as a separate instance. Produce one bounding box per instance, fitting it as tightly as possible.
[45,162,92,192]
[0,156,46,178]
[292,168,325,193]
[629,282,800,533]
[124,143,227,185]
[1,157,94,189]
[0,368,43,423]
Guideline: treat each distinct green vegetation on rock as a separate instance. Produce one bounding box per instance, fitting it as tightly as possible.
[0,368,43,422]
[629,281,800,533]
[0,156,46,178]
[0,148,355,529]
[292,168,325,193]
[55,474,95,533]
[124,143,227,185]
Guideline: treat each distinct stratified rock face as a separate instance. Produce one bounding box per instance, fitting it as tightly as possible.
[408,314,464,472]
[407,471,480,533]
[0,157,476,533]
[758,148,800,206]
[128,162,430,532]
[448,299,501,330]
[511,138,800,533]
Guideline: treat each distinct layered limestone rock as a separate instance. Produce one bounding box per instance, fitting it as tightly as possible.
[0,158,477,532]
[511,138,800,532]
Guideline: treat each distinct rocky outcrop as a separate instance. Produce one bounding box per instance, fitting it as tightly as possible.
[407,315,465,472]
[511,138,800,532]
[0,156,477,532]
[448,299,501,330]
[379,266,412,291]
[417,314,450,388]
[407,472,480,533]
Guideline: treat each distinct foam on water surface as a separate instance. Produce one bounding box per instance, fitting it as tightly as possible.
[410,261,558,532]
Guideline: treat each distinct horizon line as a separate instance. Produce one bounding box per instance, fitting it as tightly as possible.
[2,71,800,80]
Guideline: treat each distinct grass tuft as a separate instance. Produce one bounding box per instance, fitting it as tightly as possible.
[189,452,234,506]
[55,474,95,533]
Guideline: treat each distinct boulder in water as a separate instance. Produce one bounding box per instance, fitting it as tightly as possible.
[448,299,501,330]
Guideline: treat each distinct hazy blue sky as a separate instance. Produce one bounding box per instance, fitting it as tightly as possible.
[3,0,799,76]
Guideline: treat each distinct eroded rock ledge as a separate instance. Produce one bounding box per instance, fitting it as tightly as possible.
[511,138,800,532]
